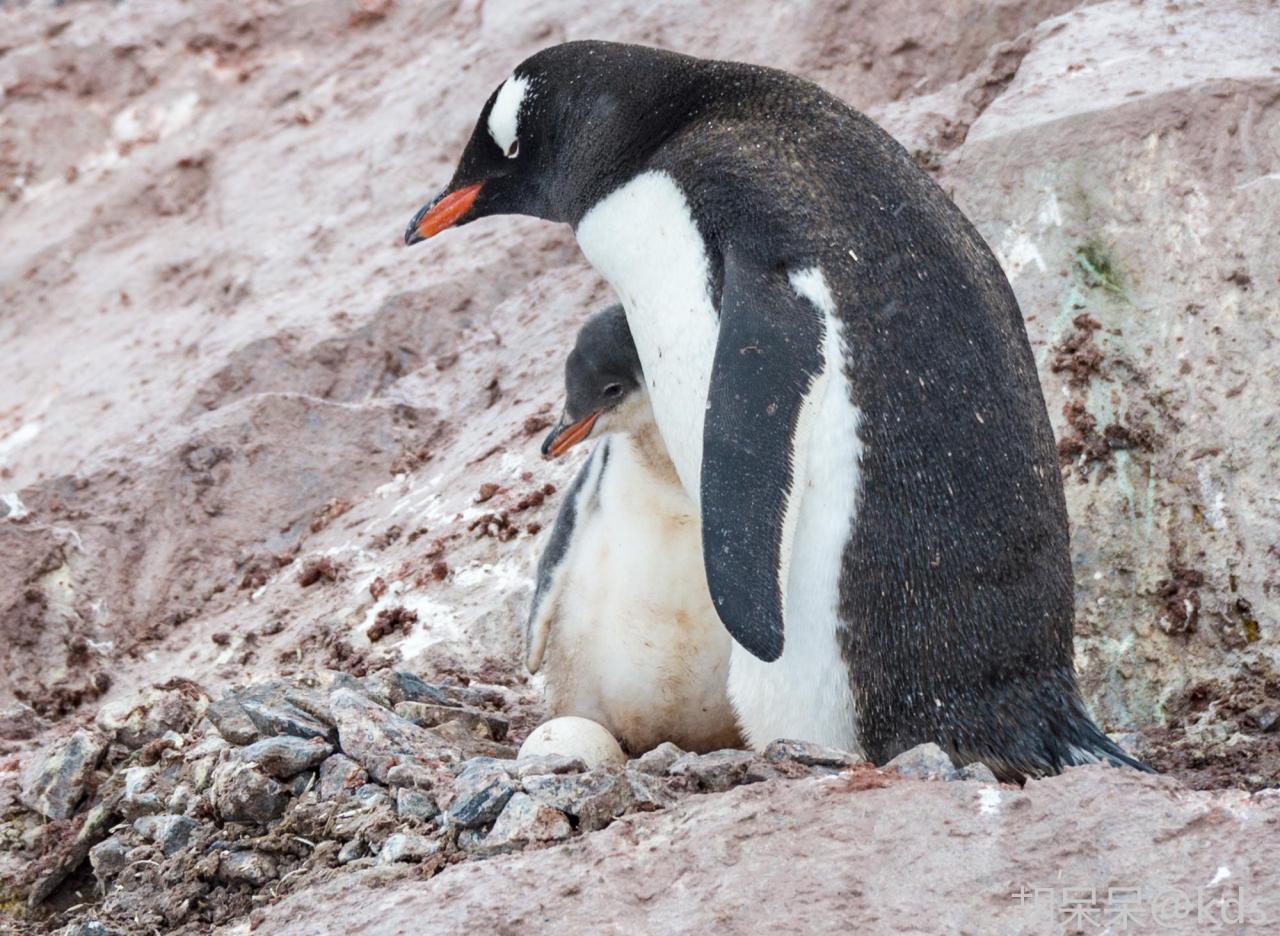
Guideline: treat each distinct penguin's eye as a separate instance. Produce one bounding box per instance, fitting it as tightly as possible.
[602,383,623,398]
[506,138,520,158]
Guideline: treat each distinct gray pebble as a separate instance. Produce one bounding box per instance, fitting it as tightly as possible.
[763,738,861,769]
[668,749,772,792]
[378,832,440,864]
[318,753,368,800]
[956,761,999,783]
[205,698,260,746]
[395,701,508,741]
[133,813,199,856]
[20,728,108,820]
[336,838,366,864]
[60,923,119,936]
[353,783,394,810]
[447,765,517,828]
[329,688,454,783]
[478,792,571,854]
[630,742,685,776]
[120,765,164,819]
[885,742,959,781]
[515,754,588,779]
[238,735,333,778]
[385,763,437,789]
[387,671,454,706]
[209,761,289,823]
[217,850,278,886]
[239,698,333,743]
[396,787,440,820]
[88,836,128,879]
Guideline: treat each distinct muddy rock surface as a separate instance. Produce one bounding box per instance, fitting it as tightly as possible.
[3,670,854,933]
[256,768,1280,936]
[1,0,1276,931]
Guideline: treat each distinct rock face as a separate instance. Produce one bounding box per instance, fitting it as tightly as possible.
[256,768,1280,936]
[1,668,861,933]
[931,0,1280,745]
[0,0,1277,933]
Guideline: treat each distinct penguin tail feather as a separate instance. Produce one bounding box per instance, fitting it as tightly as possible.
[1059,724,1155,775]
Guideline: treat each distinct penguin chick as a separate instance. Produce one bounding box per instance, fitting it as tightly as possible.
[526,305,742,755]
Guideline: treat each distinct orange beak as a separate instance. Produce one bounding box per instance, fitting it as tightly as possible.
[542,411,601,459]
[404,183,483,245]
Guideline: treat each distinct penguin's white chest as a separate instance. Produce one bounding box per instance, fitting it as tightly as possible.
[576,171,719,503]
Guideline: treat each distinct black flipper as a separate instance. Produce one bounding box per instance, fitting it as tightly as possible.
[700,248,827,662]
[525,440,609,672]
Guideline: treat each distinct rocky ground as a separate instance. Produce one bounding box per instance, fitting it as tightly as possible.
[1,0,1277,932]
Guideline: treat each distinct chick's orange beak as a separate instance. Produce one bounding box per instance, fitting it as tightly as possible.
[541,411,601,459]
[404,183,483,245]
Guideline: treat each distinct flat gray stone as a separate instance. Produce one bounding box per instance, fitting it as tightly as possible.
[120,765,164,819]
[353,783,394,810]
[62,923,119,936]
[575,771,637,832]
[394,701,508,741]
[282,687,337,727]
[885,743,959,781]
[379,832,440,864]
[337,838,366,864]
[630,742,685,776]
[624,767,677,811]
[0,702,42,741]
[205,697,260,746]
[21,728,108,819]
[446,764,517,828]
[956,762,999,783]
[515,754,588,779]
[88,836,128,879]
[239,736,333,778]
[385,763,437,789]
[396,788,440,820]
[329,688,455,783]
[166,783,196,815]
[452,756,517,777]
[239,698,333,743]
[763,739,861,769]
[217,850,278,886]
[668,750,772,792]
[318,753,368,800]
[478,792,571,854]
[387,671,454,706]
[106,688,203,750]
[288,770,316,797]
[209,761,289,823]
[133,813,198,856]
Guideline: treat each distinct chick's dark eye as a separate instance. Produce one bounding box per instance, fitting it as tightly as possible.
[602,383,623,398]
[506,139,519,158]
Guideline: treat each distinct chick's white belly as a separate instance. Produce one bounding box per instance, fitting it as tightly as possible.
[542,441,737,753]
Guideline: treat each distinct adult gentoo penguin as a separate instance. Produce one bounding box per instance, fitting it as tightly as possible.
[404,41,1147,779]
[525,305,740,755]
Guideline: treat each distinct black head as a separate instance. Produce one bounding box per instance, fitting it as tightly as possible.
[404,41,701,243]
[541,304,645,458]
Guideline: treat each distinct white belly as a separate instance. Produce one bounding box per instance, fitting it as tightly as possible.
[575,171,719,504]
[541,436,739,753]
[728,271,862,752]
[575,176,862,755]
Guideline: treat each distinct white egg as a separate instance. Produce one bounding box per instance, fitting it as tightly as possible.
[518,716,626,769]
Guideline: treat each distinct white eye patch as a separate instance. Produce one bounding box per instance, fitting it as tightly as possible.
[488,74,530,159]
